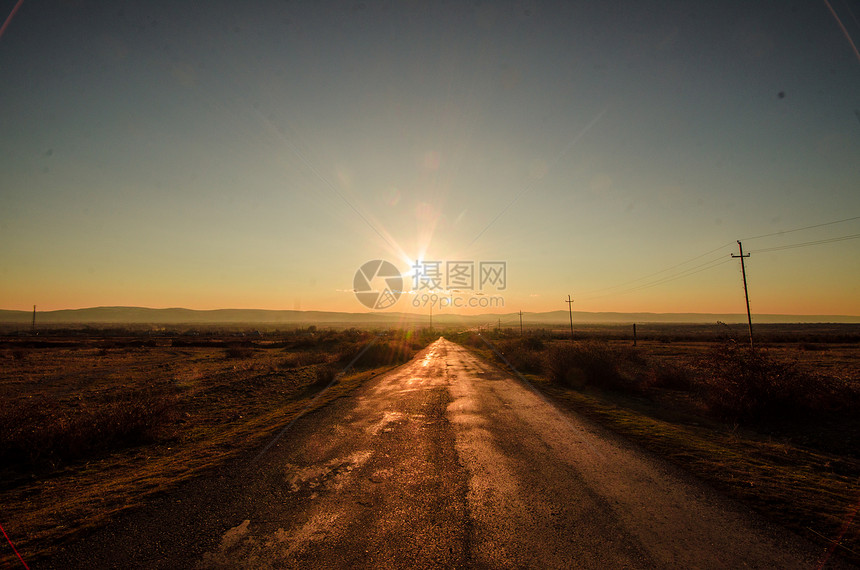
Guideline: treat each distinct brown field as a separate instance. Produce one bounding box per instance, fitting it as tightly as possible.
[0,328,433,566]
[2,323,858,566]
[460,326,860,565]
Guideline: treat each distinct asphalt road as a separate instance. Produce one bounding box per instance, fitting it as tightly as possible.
[47,338,832,569]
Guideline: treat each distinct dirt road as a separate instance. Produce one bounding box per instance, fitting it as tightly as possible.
[46,338,830,568]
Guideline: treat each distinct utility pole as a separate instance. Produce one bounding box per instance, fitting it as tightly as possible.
[31,305,36,334]
[732,241,754,349]
[519,310,523,337]
[498,318,501,333]
[633,323,637,347]
[429,303,433,330]
[565,295,574,342]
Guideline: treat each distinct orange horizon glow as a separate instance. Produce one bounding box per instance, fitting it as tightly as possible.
[4,296,859,318]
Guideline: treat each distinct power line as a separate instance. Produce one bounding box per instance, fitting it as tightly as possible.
[741,215,860,241]
[578,215,860,302]
[636,257,734,291]
[585,227,859,301]
[580,255,732,301]
[578,241,734,296]
[749,232,860,253]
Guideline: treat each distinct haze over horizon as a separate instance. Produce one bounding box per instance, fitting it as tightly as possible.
[3,305,860,326]
[2,1,859,316]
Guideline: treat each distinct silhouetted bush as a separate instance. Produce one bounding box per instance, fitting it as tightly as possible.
[339,340,414,368]
[0,389,177,472]
[496,339,544,374]
[544,342,641,390]
[224,346,254,359]
[521,336,546,351]
[312,364,338,387]
[647,363,696,392]
[451,332,486,349]
[698,342,857,423]
[799,342,828,352]
[279,352,329,369]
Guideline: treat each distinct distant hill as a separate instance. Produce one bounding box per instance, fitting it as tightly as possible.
[0,306,858,326]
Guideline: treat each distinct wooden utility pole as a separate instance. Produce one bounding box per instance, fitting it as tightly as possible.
[519,310,523,337]
[732,241,754,349]
[31,305,36,333]
[633,323,637,347]
[565,295,574,341]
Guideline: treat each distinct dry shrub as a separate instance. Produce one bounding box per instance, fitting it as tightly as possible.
[521,336,546,351]
[224,346,254,359]
[11,348,29,360]
[459,333,486,349]
[312,364,338,387]
[699,342,857,423]
[496,338,544,374]
[545,342,641,391]
[334,342,361,365]
[648,363,696,391]
[337,340,415,368]
[360,340,414,366]
[0,388,177,472]
[279,352,328,369]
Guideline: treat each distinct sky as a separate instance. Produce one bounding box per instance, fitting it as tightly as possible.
[1,0,859,317]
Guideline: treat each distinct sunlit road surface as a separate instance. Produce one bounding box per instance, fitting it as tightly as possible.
[48,338,828,569]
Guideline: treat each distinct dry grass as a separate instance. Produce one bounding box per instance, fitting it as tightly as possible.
[470,332,860,430]
[224,345,255,359]
[461,332,860,565]
[544,341,645,391]
[697,342,857,423]
[541,383,860,565]
[496,338,545,374]
[0,388,176,472]
[0,328,431,566]
[279,351,328,368]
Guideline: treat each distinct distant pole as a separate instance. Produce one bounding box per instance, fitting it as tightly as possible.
[429,303,433,330]
[31,305,36,333]
[732,241,754,349]
[633,323,637,347]
[519,310,523,337]
[565,295,574,342]
[498,318,501,333]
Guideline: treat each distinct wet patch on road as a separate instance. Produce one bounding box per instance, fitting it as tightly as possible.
[198,511,343,569]
[284,450,373,493]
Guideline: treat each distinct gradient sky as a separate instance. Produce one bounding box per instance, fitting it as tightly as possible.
[2,0,859,316]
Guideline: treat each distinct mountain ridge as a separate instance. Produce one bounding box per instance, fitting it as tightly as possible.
[1,306,858,325]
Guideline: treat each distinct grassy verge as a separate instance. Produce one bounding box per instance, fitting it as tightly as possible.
[0,329,433,566]
[1,368,376,565]
[542,384,860,564]
[460,334,860,566]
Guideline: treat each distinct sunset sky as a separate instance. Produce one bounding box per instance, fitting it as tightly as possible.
[2,1,859,316]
